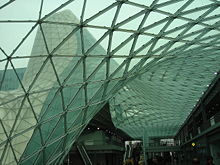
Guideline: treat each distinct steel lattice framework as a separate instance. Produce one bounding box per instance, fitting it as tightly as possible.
[0,0,220,164]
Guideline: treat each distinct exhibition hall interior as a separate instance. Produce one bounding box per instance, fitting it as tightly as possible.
[0,0,220,164]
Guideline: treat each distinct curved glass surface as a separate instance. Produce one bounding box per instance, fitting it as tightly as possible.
[0,0,220,164]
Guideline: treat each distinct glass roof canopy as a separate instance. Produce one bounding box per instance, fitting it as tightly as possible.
[110,47,219,138]
[0,0,220,164]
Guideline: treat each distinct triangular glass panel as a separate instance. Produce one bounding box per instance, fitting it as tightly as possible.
[0,0,40,20]
[165,18,189,32]
[41,0,74,19]
[61,57,83,86]
[89,58,106,81]
[0,144,5,162]
[116,3,143,25]
[0,48,7,62]
[106,58,119,76]
[87,81,103,102]
[113,38,134,56]
[145,21,168,35]
[109,58,125,79]
[20,23,52,89]
[0,23,37,56]
[65,126,81,147]
[127,58,143,72]
[151,38,170,53]
[158,0,188,14]
[33,151,44,165]
[203,6,220,18]
[105,79,120,96]
[25,57,60,93]
[111,31,134,54]
[20,128,43,160]
[66,109,82,128]
[99,36,110,55]
[46,117,65,145]
[40,116,60,143]
[0,66,25,91]
[134,35,154,56]
[141,57,156,70]
[184,8,210,20]
[55,0,83,21]
[41,20,79,55]
[83,28,108,56]
[10,58,30,86]
[119,10,145,31]
[1,96,27,135]
[204,15,220,25]
[0,125,7,147]
[12,135,32,161]
[200,30,220,41]
[87,6,117,27]
[51,27,79,57]
[7,60,27,87]
[183,24,205,37]
[112,38,134,58]
[62,84,83,108]
[45,138,64,164]
[13,108,36,135]
[94,83,108,101]
[47,156,60,165]
[127,0,154,6]
[142,11,167,29]
[182,32,202,41]
[183,0,212,11]
[67,110,85,131]
[165,42,186,55]
[10,25,38,64]
[83,0,115,22]
[86,57,104,79]
[134,42,153,57]
[49,57,73,83]
[2,145,17,165]
[184,44,202,52]
[29,89,57,121]
[2,147,15,164]
[40,91,64,122]
[65,86,85,110]
[0,65,13,91]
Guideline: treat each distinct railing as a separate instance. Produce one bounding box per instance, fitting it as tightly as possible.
[145,145,180,152]
[177,112,220,144]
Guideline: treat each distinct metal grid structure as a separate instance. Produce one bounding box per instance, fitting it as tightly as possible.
[0,0,220,164]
